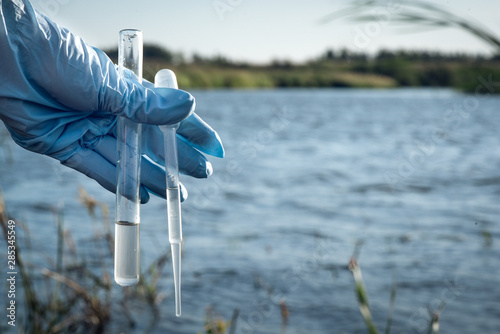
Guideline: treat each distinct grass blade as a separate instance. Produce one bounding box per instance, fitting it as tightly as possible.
[384,271,398,334]
[322,0,500,52]
[349,257,379,334]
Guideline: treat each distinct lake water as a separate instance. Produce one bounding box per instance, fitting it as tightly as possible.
[1,88,499,333]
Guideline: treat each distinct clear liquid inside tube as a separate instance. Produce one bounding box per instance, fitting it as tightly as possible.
[115,222,140,286]
[115,29,143,287]
[167,186,182,316]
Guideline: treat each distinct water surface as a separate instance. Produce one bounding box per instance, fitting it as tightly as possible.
[1,88,499,333]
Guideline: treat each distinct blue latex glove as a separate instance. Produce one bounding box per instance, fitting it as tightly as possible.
[0,0,224,203]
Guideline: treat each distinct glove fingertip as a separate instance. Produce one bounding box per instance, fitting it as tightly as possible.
[176,113,225,158]
[198,129,225,158]
[180,184,188,202]
[211,132,225,158]
[140,187,150,204]
[176,90,196,122]
[153,88,195,125]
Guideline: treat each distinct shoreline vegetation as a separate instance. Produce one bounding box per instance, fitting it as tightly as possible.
[104,45,500,93]
[0,187,441,334]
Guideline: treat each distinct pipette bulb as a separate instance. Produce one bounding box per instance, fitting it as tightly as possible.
[155,69,178,89]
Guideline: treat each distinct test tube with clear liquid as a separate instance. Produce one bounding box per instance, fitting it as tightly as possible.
[155,69,182,317]
[114,29,143,287]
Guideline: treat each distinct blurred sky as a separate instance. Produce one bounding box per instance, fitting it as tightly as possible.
[30,0,500,63]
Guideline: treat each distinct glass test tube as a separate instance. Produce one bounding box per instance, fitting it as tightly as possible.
[115,29,143,287]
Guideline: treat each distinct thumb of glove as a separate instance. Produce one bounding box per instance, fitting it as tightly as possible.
[99,75,196,125]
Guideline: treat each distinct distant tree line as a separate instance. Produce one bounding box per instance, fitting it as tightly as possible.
[102,44,500,92]
[319,48,499,62]
[103,44,499,67]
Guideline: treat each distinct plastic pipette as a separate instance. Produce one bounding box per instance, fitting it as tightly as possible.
[115,29,143,287]
[155,69,182,317]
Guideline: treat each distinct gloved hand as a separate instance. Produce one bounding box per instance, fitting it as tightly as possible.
[0,0,224,203]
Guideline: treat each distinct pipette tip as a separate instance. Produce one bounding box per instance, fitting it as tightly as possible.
[171,242,182,317]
